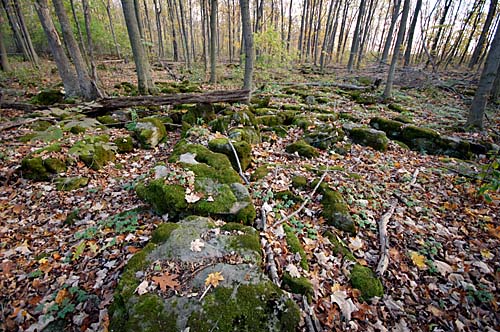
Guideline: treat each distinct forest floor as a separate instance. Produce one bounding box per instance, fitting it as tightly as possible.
[0,59,499,331]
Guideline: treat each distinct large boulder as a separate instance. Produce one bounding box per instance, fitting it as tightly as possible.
[286,140,319,158]
[349,127,389,152]
[109,216,300,332]
[369,117,404,139]
[136,141,256,224]
[68,135,116,170]
[133,117,167,149]
[304,124,345,150]
[321,188,356,234]
[208,138,252,171]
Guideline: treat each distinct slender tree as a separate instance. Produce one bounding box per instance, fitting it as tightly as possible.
[210,0,218,83]
[469,0,497,68]
[380,0,401,65]
[240,0,254,90]
[34,0,80,97]
[0,13,10,71]
[383,0,410,99]
[102,0,121,58]
[121,0,155,94]
[466,24,500,129]
[403,0,422,66]
[347,0,366,71]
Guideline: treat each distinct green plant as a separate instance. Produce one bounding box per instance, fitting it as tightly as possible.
[478,153,500,202]
[467,284,494,304]
[125,109,139,131]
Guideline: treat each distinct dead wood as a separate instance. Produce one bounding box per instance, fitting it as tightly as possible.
[376,198,398,277]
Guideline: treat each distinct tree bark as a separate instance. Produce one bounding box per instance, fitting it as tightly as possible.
[34,0,80,97]
[240,0,254,90]
[103,0,121,58]
[69,0,88,61]
[153,0,164,59]
[52,0,102,100]
[167,0,180,61]
[210,0,218,83]
[426,0,453,67]
[178,0,191,67]
[0,13,10,71]
[403,0,422,66]
[121,0,156,94]
[466,23,500,129]
[469,0,497,68]
[380,0,401,66]
[383,0,410,99]
[347,0,366,71]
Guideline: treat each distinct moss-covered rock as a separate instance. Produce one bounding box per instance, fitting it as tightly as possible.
[401,125,440,140]
[55,176,89,191]
[20,157,50,181]
[97,115,118,125]
[350,264,384,300]
[304,125,345,150]
[291,175,308,189]
[349,91,377,105]
[435,136,472,159]
[250,95,271,108]
[388,103,408,113]
[133,117,167,149]
[256,114,285,126]
[251,165,270,182]
[284,225,308,270]
[114,136,134,153]
[208,138,252,171]
[369,117,404,139]
[180,103,216,125]
[349,127,389,152]
[30,120,52,131]
[30,89,64,105]
[339,112,361,122]
[22,125,63,143]
[321,188,356,234]
[282,272,314,298]
[286,140,319,158]
[323,231,356,261]
[68,135,116,170]
[111,216,300,332]
[114,82,138,95]
[43,158,67,173]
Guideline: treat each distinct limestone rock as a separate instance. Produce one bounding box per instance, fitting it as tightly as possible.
[133,117,167,149]
[208,138,252,171]
[321,188,356,234]
[68,135,116,170]
[349,127,389,152]
[285,140,319,158]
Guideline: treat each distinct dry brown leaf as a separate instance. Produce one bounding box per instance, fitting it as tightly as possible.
[205,271,224,287]
[55,288,69,305]
[152,272,180,291]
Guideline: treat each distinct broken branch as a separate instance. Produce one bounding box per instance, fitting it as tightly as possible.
[376,198,398,277]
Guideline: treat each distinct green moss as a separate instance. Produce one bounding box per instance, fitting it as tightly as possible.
[194,183,238,214]
[33,143,62,155]
[114,136,134,153]
[151,223,180,244]
[256,115,285,126]
[228,226,261,255]
[285,140,319,158]
[97,115,118,125]
[369,117,404,139]
[188,163,241,184]
[233,203,257,225]
[275,190,303,203]
[323,231,356,261]
[30,120,52,131]
[350,264,384,300]
[114,82,138,96]
[187,282,300,332]
[208,138,252,171]
[291,176,308,189]
[122,294,177,332]
[20,157,50,181]
[388,103,408,113]
[393,115,412,123]
[282,103,304,111]
[31,89,64,105]
[135,117,167,149]
[350,127,389,152]
[55,177,89,191]
[250,95,271,108]
[69,136,116,170]
[282,272,314,299]
[136,181,187,215]
[339,112,361,122]
[69,125,86,134]
[19,133,37,142]
[401,125,440,140]
[284,225,308,270]
[251,165,270,182]
[43,158,67,173]
[321,188,356,234]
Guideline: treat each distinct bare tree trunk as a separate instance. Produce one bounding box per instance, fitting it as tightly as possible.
[313,0,324,65]
[227,0,233,62]
[189,0,196,60]
[426,0,453,67]
[210,0,218,83]
[320,0,336,70]
[357,0,377,68]
[121,0,155,94]
[52,0,102,100]
[380,0,401,66]
[492,66,500,101]
[167,0,180,61]
[469,0,497,68]
[383,0,410,99]
[178,0,191,67]
[336,0,350,63]
[466,23,500,129]
[133,0,145,40]
[82,0,101,93]
[0,13,10,71]
[298,0,308,58]
[34,0,80,97]
[103,0,121,58]
[287,0,293,51]
[240,0,254,90]
[153,0,164,59]
[201,0,208,71]
[347,0,366,71]
[403,0,422,66]
[458,0,485,66]
[69,0,88,61]
[143,0,154,46]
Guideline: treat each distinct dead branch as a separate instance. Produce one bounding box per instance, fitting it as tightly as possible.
[376,198,398,277]
[302,295,323,332]
[0,117,56,131]
[272,171,327,228]
[261,238,280,286]
[225,133,250,185]
[409,167,420,186]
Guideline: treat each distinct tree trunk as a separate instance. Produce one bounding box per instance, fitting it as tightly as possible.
[403,0,422,66]
[287,0,293,51]
[133,0,145,40]
[210,0,218,83]
[383,0,410,99]
[153,0,164,59]
[347,0,366,71]
[52,0,101,100]
[466,23,500,129]
[320,0,336,70]
[103,0,121,58]
[121,0,155,94]
[189,0,197,60]
[82,0,101,95]
[240,0,254,90]
[34,0,80,97]
[492,66,500,101]
[336,0,350,63]
[426,0,453,67]
[69,0,88,61]
[178,0,191,67]
[469,0,497,68]
[0,13,10,71]
[380,0,401,65]
[458,0,485,66]
[313,0,324,65]
[201,0,208,71]
[356,0,377,68]
[167,0,180,61]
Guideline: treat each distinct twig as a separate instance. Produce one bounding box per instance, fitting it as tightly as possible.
[302,295,322,332]
[272,172,327,228]
[409,167,420,186]
[199,284,212,301]
[224,133,250,185]
[376,198,398,277]
[259,205,267,231]
[261,238,280,286]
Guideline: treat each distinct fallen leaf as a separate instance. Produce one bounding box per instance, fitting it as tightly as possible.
[348,237,363,251]
[135,280,149,295]
[409,251,427,269]
[152,272,180,291]
[427,304,443,317]
[286,264,301,278]
[330,290,357,321]
[480,249,493,259]
[12,204,24,214]
[205,271,224,287]
[185,192,201,203]
[433,260,453,276]
[55,288,69,304]
[190,238,205,252]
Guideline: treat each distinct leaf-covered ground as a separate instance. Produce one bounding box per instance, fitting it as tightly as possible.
[1,62,499,331]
